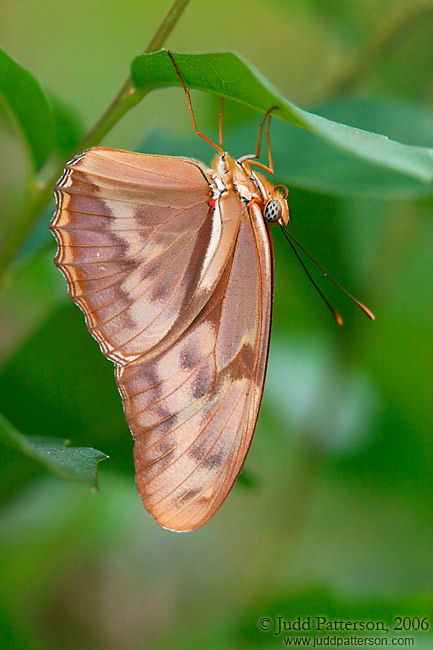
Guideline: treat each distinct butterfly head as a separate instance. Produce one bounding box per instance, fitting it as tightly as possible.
[264,185,290,227]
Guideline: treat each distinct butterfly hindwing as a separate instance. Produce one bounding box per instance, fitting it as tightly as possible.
[116,202,273,531]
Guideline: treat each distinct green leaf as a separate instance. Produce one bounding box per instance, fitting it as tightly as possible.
[0,412,108,489]
[131,50,433,184]
[0,47,53,170]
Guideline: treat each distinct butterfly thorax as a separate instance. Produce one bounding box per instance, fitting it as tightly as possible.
[210,152,289,226]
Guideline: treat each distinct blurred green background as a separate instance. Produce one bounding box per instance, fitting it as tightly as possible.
[1,0,432,648]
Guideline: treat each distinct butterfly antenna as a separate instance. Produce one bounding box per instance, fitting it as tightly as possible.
[279,224,344,325]
[284,226,374,320]
[279,223,375,323]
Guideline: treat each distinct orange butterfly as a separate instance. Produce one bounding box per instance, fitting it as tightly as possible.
[50,52,373,531]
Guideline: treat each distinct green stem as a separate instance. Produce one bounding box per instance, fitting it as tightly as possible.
[317,0,433,99]
[0,0,191,286]
[145,0,191,52]
[76,0,191,154]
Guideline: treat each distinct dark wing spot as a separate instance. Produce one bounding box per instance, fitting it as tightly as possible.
[225,343,256,380]
[191,365,213,400]
[180,341,200,370]
[188,444,205,463]
[156,437,176,455]
[202,450,224,469]
[150,281,171,302]
[187,445,224,470]
[178,487,202,503]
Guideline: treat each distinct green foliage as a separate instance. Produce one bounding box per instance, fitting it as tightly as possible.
[0,412,107,488]
[0,0,432,648]
[0,47,54,170]
[131,50,433,182]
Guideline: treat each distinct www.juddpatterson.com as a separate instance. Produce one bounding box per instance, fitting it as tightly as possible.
[279,636,414,647]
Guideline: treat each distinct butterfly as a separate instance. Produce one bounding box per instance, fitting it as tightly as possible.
[50,52,373,531]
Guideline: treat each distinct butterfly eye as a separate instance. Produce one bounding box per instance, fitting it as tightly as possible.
[264,199,283,223]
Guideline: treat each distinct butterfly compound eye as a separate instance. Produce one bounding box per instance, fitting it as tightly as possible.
[264,199,283,223]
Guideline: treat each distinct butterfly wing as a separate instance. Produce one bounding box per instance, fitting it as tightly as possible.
[51,148,273,531]
[116,201,273,531]
[50,147,242,365]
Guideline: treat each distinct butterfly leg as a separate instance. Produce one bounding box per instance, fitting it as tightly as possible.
[167,51,223,155]
[219,97,224,151]
[238,106,278,174]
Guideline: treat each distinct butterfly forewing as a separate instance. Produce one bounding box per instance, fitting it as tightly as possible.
[116,202,272,531]
[51,148,241,366]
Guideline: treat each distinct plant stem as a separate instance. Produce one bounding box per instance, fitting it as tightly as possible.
[0,0,191,286]
[318,0,433,99]
[76,0,191,154]
[145,0,191,52]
